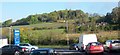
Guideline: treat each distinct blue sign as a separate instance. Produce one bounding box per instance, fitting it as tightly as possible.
[14,29,20,45]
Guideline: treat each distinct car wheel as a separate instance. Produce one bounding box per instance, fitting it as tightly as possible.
[85,52,89,55]
[69,48,71,50]
[14,51,20,55]
[75,46,80,51]
[105,47,110,52]
[99,52,104,55]
[107,49,112,53]
[80,47,84,52]
[31,48,35,51]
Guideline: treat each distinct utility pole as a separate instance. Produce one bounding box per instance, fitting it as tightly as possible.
[66,20,69,47]
[9,26,12,44]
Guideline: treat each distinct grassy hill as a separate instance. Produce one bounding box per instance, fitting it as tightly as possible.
[12,22,65,29]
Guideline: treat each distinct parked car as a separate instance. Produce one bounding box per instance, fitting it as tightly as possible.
[105,40,120,52]
[78,34,97,51]
[69,43,79,50]
[85,42,104,54]
[29,48,55,55]
[18,43,38,52]
[1,44,28,55]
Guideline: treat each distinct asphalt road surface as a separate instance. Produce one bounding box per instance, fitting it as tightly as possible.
[1,48,120,55]
[103,52,120,55]
[1,51,120,55]
[55,52,120,55]
[54,48,120,55]
[1,52,120,55]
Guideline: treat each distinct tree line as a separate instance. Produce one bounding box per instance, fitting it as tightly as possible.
[2,7,119,28]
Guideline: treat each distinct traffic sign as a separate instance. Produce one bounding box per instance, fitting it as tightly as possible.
[13,29,20,45]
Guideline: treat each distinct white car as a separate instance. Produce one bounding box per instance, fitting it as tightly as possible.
[18,43,38,52]
[105,40,120,51]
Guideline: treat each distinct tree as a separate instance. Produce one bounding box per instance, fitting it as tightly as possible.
[27,15,38,24]
[48,11,58,22]
[104,7,120,24]
[89,17,97,31]
[2,19,12,27]
[111,7,119,24]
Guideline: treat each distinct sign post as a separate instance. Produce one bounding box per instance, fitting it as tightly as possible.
[13,29,20,45]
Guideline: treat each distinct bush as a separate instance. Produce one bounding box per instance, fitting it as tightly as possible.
[58,26,66,29]
[97,36,119,43]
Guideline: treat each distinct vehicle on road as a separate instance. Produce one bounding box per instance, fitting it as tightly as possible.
[18,43,38,52]
[78,34,98,51]
[69,43,79,50]
[29,48,55,55]
[105,40,120,52]
[85,42,104,54]
[1,44,28,55]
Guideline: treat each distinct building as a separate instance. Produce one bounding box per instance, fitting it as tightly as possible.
[0,35,8,48]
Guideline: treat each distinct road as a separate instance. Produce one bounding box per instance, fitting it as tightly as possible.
[103,52,120,55]
[2,51,120,55]
[54,48,120,55]
[55,51,120,55]
[1,48,120,55]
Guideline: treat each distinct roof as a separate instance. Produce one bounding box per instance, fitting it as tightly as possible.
[0,35,7,39]
[32,48,54,53]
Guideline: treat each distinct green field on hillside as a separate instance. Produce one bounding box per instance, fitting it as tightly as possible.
[24,29,65,36]
[12,22,65,29]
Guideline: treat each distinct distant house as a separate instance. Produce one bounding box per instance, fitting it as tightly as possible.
[0,35,8,48]
[57,20,66,23]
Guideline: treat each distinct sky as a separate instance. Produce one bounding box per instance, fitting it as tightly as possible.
[0,2,118,22]
[0,0,119,2]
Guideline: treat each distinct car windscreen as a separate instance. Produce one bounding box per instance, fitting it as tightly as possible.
[71,44,77,46]
[91,42,102,46]
[112,41,120,43]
